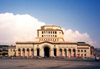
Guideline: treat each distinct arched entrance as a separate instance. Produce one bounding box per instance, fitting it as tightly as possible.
[37,48,40,56]
[44,46,50,57]
[54,48,57,57]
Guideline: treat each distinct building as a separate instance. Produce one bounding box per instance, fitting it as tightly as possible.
[0,45,8,57]
[8,46,16,57]
[8,25,94,58]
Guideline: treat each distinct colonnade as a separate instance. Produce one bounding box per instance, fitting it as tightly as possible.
[16,47,77,58]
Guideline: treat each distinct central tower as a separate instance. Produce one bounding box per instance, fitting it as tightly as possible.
[36,25,64,42]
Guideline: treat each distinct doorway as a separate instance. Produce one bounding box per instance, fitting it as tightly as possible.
[44,46,50,57]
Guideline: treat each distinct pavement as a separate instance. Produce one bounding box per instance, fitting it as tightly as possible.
[0,57,100,69]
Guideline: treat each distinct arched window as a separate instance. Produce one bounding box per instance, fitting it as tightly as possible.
[55,31,57,34]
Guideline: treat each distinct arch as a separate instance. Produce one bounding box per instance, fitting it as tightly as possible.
[31,48,34,56]
[68,49,71,57]
[37,48,40,56]
[22,48,25,57]
[44,46,50,57]
[73,49,76,57]
[64,49,67,57]
[27,48,29,51]
[18,48,20,51]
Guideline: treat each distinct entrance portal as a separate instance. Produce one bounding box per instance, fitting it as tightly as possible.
[44,46,50,57]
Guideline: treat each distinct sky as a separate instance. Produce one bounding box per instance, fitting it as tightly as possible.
[0,0,100,48]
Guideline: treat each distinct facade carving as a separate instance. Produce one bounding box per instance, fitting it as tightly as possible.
[8,25,94,58]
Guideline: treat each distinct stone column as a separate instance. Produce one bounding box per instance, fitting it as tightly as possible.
[34,48,37,56]
[71,48,73,57]
[76,48,77,57]
[21,48,23,56]
[25,48,27,57]
[40,48,43,57]
[62,48,65,57]
[16,49,18,56]
[29,48,31,57]
[57,47,59,57]
[50,48,54,57]
[67,48,68,57]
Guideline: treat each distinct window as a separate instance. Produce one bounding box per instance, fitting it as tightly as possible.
[55,35,57,37]
[53,31,54,34]
[42,35,43,37]
[81,54,83,56]
[84,54,86,56]
[78,50,80,52]
[81,50,83,52]
[51,31,52,34]
[42,31,43,34]
[84,50,86,52]
[55,31,57,34]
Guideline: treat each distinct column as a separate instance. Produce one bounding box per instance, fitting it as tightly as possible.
[21,48,23,56]
[40,48,43,57]
[34,48,37,56]
[76,48,77,57]
[50,48,54,57]
[67,48,68,57]
[62,48,65,57]
[71,48,73,57]
[29,48,31,57]
[57,47,59,57]
[25,48,27,57]
[16,49,18,56]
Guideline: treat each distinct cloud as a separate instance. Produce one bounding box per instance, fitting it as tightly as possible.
[0,13,45,44]
[0,12,95,46]
[63,29,95,45]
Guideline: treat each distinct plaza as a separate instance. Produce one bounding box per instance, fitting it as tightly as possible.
[0,58,100,69]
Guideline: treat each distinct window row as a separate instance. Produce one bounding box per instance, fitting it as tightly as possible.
[42,31,57,34]
[40,38,58,41]
[18,48,34,51]
[78,54,87,56]
[78,50,87,52]
[42,35,57,37]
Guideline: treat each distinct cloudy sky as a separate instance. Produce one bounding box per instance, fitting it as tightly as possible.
[0,0,100,48]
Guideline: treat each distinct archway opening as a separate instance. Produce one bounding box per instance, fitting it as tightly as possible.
[54,48,57,57]
[44,46,50,57]
[64,49,67,57]
[37,48,40,56]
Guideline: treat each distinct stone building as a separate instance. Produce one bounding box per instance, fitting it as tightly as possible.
[0,45,8,57]
[8,25,94,58]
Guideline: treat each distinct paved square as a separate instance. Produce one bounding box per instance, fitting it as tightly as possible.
[0,58,100,69]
